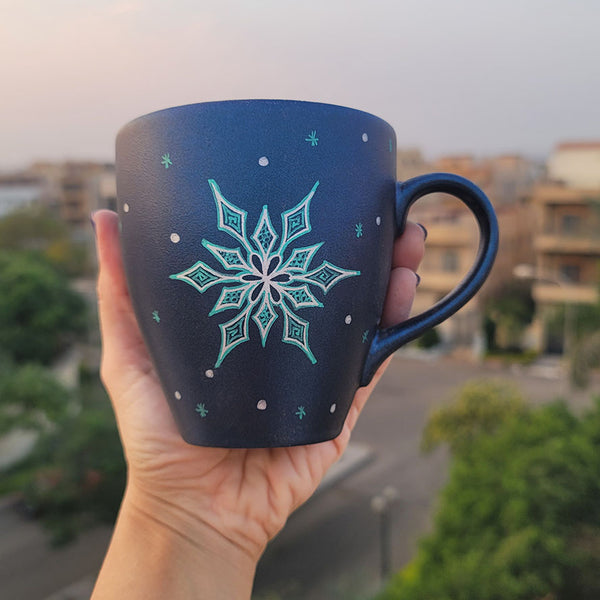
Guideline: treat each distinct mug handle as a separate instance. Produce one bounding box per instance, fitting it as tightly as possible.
[360,172,499,386]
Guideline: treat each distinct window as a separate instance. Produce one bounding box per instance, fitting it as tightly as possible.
[561,214,581,235]
[442,250,459,272]
[559,264,581,283]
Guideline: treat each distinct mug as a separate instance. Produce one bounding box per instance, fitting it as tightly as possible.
[115,100,498,448]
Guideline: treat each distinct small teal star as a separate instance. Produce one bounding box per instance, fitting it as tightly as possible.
[355,222,363,238]
[152,310,160,323]
[362,330,369,343]
[195,403,208,417]
[161,153,173,169]
[295,406,306,420]
[305,131,319,147]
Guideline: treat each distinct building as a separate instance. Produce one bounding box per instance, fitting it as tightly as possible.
[28,162,116,231]
[547,142,600,189]
[530,183,600,352]
[410,154,539,353]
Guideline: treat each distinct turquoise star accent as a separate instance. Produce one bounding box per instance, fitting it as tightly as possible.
[295,406,306,420]
[355,223,363,238]
[195,403,208,417]
[171,179,361,367]
[152,310,160,323]
[305,131,319,147]
[161,153,173,169]
[362,330,369,343]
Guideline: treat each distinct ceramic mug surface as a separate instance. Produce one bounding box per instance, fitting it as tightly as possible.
[116,100,498,447]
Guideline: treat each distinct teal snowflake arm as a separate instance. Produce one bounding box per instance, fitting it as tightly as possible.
[281,243,323,273]
[298,261,361,294]
[280,301,316,364]
[215,305,253,368]
[251,205,278,257]
[170,260,238,294]
[252,294,278,346]
[208,179,250,251]
[209,284,253,316]
[279,181,319,252]
[202,240,250,271]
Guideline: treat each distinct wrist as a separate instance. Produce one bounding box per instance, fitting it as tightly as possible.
[92,485,258,600]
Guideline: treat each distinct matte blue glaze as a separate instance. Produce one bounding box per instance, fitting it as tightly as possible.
[116,100,498,448]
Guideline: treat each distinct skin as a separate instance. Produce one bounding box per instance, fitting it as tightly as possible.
[90,210,425,600]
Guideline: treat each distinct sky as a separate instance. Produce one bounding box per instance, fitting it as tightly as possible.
[1,0,599,170]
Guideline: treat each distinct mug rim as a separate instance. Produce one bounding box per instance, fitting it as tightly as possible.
[118,99,394,136]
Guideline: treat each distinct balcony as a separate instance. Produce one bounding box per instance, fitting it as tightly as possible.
[533,281,599,305]
[535,232,600,254]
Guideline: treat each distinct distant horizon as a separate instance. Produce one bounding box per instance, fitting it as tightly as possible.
[3,1,599,171]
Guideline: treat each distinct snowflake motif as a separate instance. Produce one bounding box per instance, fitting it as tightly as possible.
[305,130,319,147]
[355,222,363,238]
[195,403,208,417]
[295,406,307,420]
[170,179,361,367]
[161,153,173,169]
[152,310,160,323]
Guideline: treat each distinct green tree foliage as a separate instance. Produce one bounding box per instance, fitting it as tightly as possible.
[421,379,528,455]
[0,250,87,364]
[1,377,126,546]
[0,206,89,276]
[0,362,70,435]
[379,383,600,600]
[484,281,535,351]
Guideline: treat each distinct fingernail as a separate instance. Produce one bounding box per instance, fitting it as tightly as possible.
[415,273,421,287]
[417,223,428,240]
[90,212,97,237]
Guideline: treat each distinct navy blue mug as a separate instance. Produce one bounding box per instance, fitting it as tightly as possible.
[116,100,498,448]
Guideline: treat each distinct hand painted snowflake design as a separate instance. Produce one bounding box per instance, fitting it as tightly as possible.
[170,179,360,367]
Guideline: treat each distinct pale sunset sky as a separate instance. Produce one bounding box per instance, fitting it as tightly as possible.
[1,0,599,169]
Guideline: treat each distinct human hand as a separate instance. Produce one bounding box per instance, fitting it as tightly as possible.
[92,209,425,599]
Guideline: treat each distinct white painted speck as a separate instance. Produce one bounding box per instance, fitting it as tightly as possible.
[362,133,369,142]
[258,156,269,167]
[330,403,337,414]
[174,391,182,400]
[345,315,352,325]
[376,216,381,226]
[123,203,130,213]
[257,399,267,411]
[170,233,180,243]
[205,369,214,379]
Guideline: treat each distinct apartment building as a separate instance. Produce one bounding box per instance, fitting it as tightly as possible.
[409,154,538,352]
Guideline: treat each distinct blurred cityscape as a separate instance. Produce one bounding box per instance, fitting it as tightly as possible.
[2,141,600,599]
[3,140,600,356]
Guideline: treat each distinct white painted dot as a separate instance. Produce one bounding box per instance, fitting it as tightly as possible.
[376,216,381,226]
[330,403,337,414]
[362,133,369,142]
[123,203,130,213]
[205,369,214,379]
[258,156,269,167]
[345,314,352,325]
[174,391,182,400]
[257,399,267,411]
[170,233,180,244]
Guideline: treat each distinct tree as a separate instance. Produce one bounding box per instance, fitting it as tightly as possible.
[0,362,70,435]
[0,251,87,364]
[1,375,126,546]
[484,280,535,351]
[380,383,600,600]
[421,379,528,454]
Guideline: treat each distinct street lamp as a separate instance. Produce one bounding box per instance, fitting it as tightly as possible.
[370,486,399,584]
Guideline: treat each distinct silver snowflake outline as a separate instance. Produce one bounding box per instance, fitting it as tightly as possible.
[170,179,360,367]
